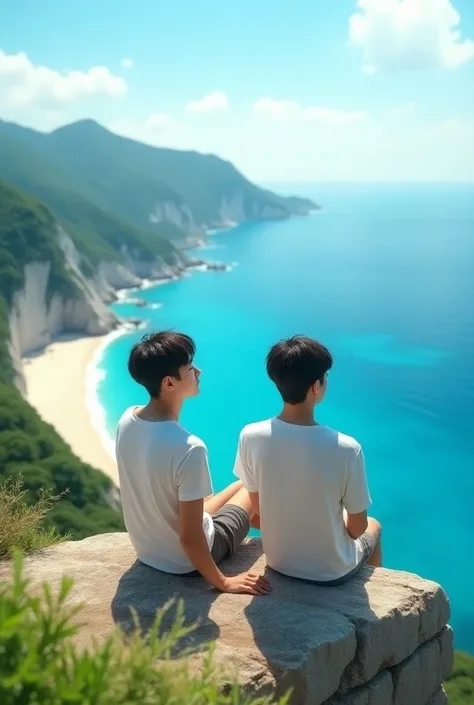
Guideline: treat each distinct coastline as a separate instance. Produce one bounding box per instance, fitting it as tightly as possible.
[19,231,236,488]
[21,274,178,487]
[23,329,128,486]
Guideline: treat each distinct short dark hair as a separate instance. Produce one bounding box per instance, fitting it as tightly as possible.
[128,331,196,398]
[266,335,333,405]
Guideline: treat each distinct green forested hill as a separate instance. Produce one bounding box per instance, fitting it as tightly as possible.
[0,181,124,538]
[0,118,317,233]
[0,133,181,266]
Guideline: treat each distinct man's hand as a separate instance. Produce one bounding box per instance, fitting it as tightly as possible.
[222,571,272,595]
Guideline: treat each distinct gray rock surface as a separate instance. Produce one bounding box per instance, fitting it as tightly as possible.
[0,533,452,705]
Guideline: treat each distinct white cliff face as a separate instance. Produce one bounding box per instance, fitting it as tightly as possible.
[94,262,142,301]
[150,201,198,233]
[149,190,312,235]
[8,260,117,354]
[219,192,246,224]
[218,192,287,226]
[8,228,120,392]
[120,245,186,280]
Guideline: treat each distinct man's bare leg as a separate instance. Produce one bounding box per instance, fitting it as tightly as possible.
[223,486,255,518]
[205,482,261,529]
[204,480,243,515]
[223,486,262,529]
[366,517,383,568]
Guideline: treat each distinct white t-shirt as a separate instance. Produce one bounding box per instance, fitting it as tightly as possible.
[234,418,371,582]
[115,406,215,574]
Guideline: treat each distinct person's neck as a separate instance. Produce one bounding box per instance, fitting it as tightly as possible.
[278,403,317,427]
[138,396,182,422]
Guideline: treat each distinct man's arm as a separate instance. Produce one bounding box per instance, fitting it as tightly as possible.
[178,498,270,595]
[342,446,371,539]
[179,497,227,590]
[344,509,368,539]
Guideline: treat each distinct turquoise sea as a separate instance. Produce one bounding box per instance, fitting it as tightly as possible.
[97,182,474,651]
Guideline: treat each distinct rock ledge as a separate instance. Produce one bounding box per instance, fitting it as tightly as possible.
[0,533,452,705]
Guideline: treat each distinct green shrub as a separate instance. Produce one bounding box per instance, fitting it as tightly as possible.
[0,554,286,705]
[0,382,125,538]
[0,475,64,558]
[445,651,474,704]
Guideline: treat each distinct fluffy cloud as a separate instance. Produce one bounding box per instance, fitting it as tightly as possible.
[185,91,229,113]
[0,50,127,109]
[253,98,367,125]
[121,58,134,69]
[349,0,474,72]
[108,113,174,143]
[389,101,417,116]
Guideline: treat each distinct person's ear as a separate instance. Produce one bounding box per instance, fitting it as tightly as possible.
[312,380,321,399]
[162,376,174,392]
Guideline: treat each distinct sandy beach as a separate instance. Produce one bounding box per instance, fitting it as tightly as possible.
[23,334,120,485]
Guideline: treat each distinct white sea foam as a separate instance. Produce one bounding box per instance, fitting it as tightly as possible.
[141,277,175,290]
[84,325,132,463]
[116,286,139,299]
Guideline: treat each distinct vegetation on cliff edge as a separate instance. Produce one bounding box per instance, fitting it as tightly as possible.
[445,651,474,704]
[0,181,124,539]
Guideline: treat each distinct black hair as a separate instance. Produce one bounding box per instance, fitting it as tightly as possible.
[266,335,333,405]
[128,331,196,398]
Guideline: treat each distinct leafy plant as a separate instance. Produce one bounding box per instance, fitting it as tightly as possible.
[0,554,287,705]
[0,475,65,558]
[445,651,474,705]
[0,382,125,540]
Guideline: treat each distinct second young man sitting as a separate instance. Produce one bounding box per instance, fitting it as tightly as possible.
[234,335,382,585]
[115,331,271,596]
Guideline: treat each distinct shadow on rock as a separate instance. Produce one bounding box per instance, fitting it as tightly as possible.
[111,539,264,655]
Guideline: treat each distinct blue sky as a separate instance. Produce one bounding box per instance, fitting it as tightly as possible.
[1,0,473,180]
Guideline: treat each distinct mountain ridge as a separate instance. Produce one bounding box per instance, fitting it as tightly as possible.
[0,118,318,238]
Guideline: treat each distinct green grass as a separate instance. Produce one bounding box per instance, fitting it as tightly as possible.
[445,651,474,704]
[0,553,287,705]
[0,475,65,559]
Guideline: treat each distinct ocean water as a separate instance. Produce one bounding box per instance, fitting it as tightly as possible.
[97,182,474,651]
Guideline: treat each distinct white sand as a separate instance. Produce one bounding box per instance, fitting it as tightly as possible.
[23,334,120,485]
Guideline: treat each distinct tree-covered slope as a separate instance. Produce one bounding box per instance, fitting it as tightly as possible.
[0,130,183,266]
[0,181,124,538]
[0,118,317,234]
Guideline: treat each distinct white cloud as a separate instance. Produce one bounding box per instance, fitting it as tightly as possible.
[143,113,173,130]
[0,49,127,109]
[349,0,474,72]
[439,117,474,133]
[121,58,134,69]
[389,101,417,116]
[253,98,367,125]
[108,113,174,143]
[185,91,229,113]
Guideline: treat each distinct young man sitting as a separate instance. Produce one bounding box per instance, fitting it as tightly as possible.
[115,331,271,596]
[234,335,382,585]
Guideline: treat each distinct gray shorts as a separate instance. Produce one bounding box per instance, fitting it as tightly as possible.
[309,531,376,586]
[183,504,250,576]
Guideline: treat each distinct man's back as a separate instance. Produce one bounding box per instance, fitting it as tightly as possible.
[234,418,371,581]
[116,406,214,574]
